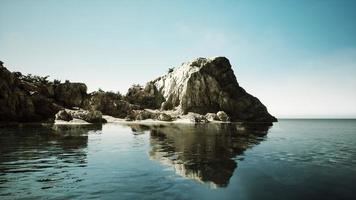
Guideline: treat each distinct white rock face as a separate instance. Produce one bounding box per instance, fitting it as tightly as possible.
[150,57,276,122]
[153,58,209,111]
[205,113,218,121]
[217,111,230,122]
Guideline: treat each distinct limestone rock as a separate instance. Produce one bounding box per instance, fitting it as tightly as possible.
[0,62,61,122]
[185,112,209,123]
[125,109,173,122]
[151,57,277,122]
[134,110,153,120]
[217,111,230,122]
[157,113,172,121]
[54,82,87,108]
[1,57,277,124]
[66,109,105,123]
[55,110,73,121]
[205,113,218,121]
[126,83,164,109]
[86,91,140,118]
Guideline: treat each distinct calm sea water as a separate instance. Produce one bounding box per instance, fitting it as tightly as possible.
[0,120,355,200]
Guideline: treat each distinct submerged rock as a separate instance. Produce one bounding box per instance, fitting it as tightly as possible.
[151,57,277,122]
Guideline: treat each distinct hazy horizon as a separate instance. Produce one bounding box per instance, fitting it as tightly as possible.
[1,0,356,118]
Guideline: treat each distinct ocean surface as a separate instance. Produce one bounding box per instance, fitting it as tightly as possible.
[0,119,355,200]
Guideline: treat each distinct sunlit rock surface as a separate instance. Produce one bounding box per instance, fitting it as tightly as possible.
[1,57,276,123]
[151,57,276,122]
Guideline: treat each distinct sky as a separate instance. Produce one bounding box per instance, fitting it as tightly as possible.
[1,0,356,118]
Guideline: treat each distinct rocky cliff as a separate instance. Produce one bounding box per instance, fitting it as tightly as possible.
[0,61,93,122]
[149,57,276,122]
[0,57,276,123]
[0,61,59,122]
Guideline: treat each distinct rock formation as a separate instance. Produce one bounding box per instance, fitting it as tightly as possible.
[0,61,103,123]
[0,57,277,123]
[149,57,276,122]
[84,90,140,118]
[64,109,105,123]
[0,61,60,122]
[54,82,87,108]
[125,83,164,109]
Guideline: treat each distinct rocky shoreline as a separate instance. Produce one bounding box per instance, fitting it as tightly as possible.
[0,57,277,125]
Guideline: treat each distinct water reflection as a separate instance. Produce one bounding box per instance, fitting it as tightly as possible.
[129,123,271,187]
[0,124,101,194]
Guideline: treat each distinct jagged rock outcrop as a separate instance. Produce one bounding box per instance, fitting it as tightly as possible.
[217,111,230,122]
[55,110,73,121]
[157,113,172,121]
[0,61,61,122]
[184,112,209,123]
[1,57,276,123]
[85,91,140,118]
[125,109,175,122]
[54,82,87,108]
[150,57,276,122]
[205,113,218,121]
[125,83,164,109]
[0,61,103,123]
[64,109,106,123]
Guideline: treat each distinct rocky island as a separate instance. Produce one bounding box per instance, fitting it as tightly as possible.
[0,57,276,124]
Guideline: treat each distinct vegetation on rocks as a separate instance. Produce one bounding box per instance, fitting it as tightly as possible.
[86,90,139,118]
[125,83,164,109]
[0,57,276,124]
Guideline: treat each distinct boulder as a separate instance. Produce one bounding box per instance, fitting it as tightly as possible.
[54,82,87,108]
[86,91,140,118]
[125,109,173,122]
[134,110,153,120]
[151,57,277,122]
[31,93,61,121]
[157,113,172,121]
[66,109,105,123]
[185,112,209,123]
[55,110,73,121]
[217,111,230,122]
[205,113,218,121]
[125,83,164,109]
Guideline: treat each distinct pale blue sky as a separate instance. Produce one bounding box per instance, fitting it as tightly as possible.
[1,0,356,118]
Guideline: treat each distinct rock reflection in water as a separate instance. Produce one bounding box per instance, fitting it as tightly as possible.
[130,123,271,188]
[0,124,101,193]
